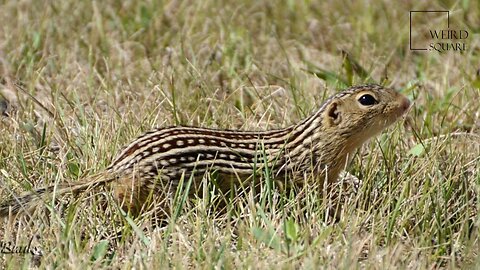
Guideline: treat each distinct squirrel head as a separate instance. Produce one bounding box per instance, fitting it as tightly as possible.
[322,84,410,146]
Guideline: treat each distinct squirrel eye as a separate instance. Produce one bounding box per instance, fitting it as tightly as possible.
[358,94,378,106]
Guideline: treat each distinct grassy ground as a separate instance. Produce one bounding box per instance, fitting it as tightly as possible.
[0,0,479,268]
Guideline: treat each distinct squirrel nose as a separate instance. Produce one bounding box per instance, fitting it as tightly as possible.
[401,97,411,111]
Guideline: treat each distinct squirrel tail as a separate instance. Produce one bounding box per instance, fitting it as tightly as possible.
[0,174,115,218]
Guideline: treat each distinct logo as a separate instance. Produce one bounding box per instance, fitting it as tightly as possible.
[409,10,469,53]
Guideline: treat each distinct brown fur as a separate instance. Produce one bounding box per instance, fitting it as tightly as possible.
[0,84,410,219]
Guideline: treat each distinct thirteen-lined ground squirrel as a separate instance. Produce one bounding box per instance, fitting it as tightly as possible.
[0,84,410,219]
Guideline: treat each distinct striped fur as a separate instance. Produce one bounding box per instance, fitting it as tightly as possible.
[0,84,410,218]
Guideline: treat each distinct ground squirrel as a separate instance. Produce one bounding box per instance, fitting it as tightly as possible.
[0,84,410,219]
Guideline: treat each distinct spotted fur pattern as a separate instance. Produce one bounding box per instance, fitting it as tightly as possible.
[0,84,410,218]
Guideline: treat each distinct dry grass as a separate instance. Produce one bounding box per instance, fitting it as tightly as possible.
[0,0,479,268]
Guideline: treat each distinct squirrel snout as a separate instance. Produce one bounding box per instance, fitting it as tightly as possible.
[401,97,411,112]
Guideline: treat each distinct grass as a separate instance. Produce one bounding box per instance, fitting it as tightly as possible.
[0,0,479,268]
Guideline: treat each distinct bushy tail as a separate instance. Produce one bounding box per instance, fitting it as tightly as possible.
[0,174,115,218]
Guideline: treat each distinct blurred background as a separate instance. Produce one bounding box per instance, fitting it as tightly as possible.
[0,0,478,268]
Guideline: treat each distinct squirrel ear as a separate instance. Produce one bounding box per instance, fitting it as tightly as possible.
[327,101,341,125]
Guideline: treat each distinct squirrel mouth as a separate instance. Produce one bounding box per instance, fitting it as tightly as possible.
[380,97,411,127]
[391,97,411,118]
